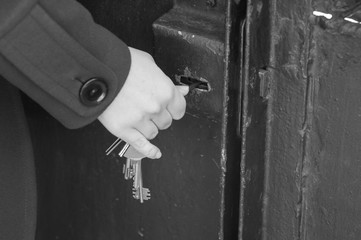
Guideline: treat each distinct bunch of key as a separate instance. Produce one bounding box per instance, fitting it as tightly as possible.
[105,138,151,203]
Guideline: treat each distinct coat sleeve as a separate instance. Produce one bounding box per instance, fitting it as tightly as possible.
[0,0,131,128]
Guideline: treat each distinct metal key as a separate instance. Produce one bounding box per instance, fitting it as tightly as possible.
[106,139,151,203]
[130,159,150,201]
[133,187,151,202]
[122,158,135,180]
[119,143,141,181]
[121,144,151,203]
[106,138,133,180]
[105,138,123,155]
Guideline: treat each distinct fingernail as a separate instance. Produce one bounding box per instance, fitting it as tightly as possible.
[155,151,162,159]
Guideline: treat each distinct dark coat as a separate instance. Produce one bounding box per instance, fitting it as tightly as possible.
[0,0,131,239]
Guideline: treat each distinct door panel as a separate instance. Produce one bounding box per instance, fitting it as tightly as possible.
[240,0,361,239]
[25,0,245,239]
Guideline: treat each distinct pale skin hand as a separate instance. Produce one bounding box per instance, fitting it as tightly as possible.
[98,47,189,159]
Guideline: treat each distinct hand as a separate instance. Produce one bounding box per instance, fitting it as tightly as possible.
[98,47,189,159]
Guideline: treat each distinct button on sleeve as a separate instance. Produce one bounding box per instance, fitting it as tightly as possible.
[79,78,108,106]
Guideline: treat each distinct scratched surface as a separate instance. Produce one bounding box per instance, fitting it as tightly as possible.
[301,1,361,238]
[239,0,361,239]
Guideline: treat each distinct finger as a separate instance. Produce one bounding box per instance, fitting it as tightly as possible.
[167,90,187,120]
[122,129,162,159]
[152,110,173,130]
[135,120,159,140]
[176,85,189,96]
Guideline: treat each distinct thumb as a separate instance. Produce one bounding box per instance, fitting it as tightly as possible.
[176,85,189,96]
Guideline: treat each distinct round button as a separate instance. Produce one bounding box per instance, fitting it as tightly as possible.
[79,78,108,106]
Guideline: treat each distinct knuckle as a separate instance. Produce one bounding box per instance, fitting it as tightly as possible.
[161,86,174,102]
[131,111,144,121]
[148,103,162,114]
[129,112,146,125]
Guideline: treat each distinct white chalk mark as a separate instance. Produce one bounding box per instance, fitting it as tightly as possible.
[313,11,333,20]
[344,17,361,24]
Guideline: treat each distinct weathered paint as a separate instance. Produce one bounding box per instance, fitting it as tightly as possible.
[301,1,361,239]
[239,0,361,239]
[239,0,272,239]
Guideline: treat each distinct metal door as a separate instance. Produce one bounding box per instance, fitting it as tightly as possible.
[26,0,246,239]
[240,0,361,239]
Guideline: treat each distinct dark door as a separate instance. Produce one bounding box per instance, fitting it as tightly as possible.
[240,0,361,239]
[26,0,246,239]
[28,0,361,239]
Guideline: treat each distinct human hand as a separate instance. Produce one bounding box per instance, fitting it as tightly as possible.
[98,47,188,159]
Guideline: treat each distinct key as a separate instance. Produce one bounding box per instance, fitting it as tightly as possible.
[133,187,151,201]
[119,143,144,160]
[128,156,151,203]
[106,140,135,180]
[105,138,123,156]
[131,159,141,188]
[119,143,139,181]
[121,144,151,203]
[106,139,151,203]
[122,158,135,180]
[131,160,151,202]
[106,140,133,180]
